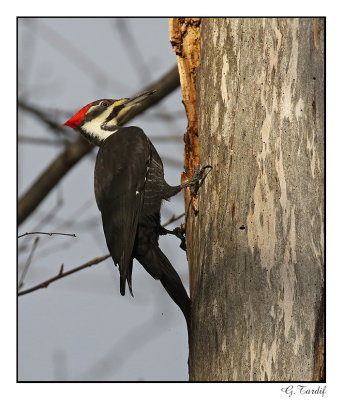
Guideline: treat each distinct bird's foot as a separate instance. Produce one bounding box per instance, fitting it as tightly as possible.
[159,224,186,251]
[172,225,186,251]
[181,165,212,197]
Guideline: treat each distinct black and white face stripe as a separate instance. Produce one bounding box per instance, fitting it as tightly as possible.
[83,100,115,123]
[80,99,127,144]
[104,103,126,127]
[77,91,156,145]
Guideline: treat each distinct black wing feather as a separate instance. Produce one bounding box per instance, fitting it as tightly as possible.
[94,127,150,295]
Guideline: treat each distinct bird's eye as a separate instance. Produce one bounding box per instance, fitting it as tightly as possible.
[100,101,109,108]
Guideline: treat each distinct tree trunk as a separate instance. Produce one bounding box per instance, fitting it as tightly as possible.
[171,17,324,382]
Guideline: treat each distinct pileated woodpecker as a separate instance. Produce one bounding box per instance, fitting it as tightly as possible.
[64,90,206,330]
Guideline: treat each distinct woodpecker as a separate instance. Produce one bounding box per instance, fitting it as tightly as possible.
[64,90,206,330]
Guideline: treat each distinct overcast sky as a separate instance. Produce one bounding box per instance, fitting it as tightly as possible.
[18,17,190,381]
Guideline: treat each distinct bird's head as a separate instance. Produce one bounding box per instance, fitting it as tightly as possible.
[64,89,156,145]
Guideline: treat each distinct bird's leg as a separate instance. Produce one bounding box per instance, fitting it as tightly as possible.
[163,165,213,198]
[159,225,187,251]
[180,165,211,188]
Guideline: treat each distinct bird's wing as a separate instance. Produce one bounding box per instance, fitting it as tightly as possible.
[94,126,150,296]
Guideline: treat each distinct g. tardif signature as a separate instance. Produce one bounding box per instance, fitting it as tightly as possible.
[281,385,327,397]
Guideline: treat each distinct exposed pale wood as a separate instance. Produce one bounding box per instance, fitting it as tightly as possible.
[169,17,201,213]
[176,17,324,381]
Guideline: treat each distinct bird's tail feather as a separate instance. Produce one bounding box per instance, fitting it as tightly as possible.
[136,245,191,328]
[120,275,126,296]
[119,262,134,297]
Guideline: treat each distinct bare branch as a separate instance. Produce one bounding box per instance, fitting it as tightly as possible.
[58,264,64,275]
[18,195,65,253]
[18,231,76,239]
[18,100,68,134]
[114,19,152,84]
[18,65,180,225]
[19,133,182,146]
[18,135,94,226]
[31,20,128,93]
[149,110,185,121]
[162,212,185,227]
[17,254,111,296]
[18,237,40,289]
[18,135,70,146]
[31,192,64,232]
[17,211,184,297]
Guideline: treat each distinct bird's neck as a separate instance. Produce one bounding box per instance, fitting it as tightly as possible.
[79,126,119,146]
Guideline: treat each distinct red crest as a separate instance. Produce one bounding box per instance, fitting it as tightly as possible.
[64,103,92,129]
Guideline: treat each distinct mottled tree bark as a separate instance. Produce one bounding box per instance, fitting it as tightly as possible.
[171,17,324,381]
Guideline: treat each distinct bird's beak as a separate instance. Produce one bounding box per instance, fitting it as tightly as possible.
[124,90,156,106]
[113,90,156,126]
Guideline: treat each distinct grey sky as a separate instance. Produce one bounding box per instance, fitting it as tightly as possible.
[18,17,189,381]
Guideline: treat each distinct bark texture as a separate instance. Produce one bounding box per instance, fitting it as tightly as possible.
[178,18,324,381]
[169,17,201,270]
[169,18,201,184]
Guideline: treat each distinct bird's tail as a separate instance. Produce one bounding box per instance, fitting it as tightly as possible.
[119,258,134,297]
[136,245,191,329]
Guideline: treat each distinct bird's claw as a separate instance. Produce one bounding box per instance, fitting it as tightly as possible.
[172,226,186,251]
[188,165,212,197]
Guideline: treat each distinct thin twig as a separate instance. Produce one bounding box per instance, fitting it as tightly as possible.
[149,110,185,121]
[19,199,97,255]
[18,196,65,253]
[33,20,128,92]
[31,192,64,233]
[18,135,71,146]
[18,231,76,239]
[18,131,184,146]
[114,19,152,85]
[17,254,111,296]
[58,264,64,275]
[17,211,184,297]
[18,100,69,134]
[18,198,63,253]
[30,236,79,260]
[162,212,185,227]
[18,237,40,289]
